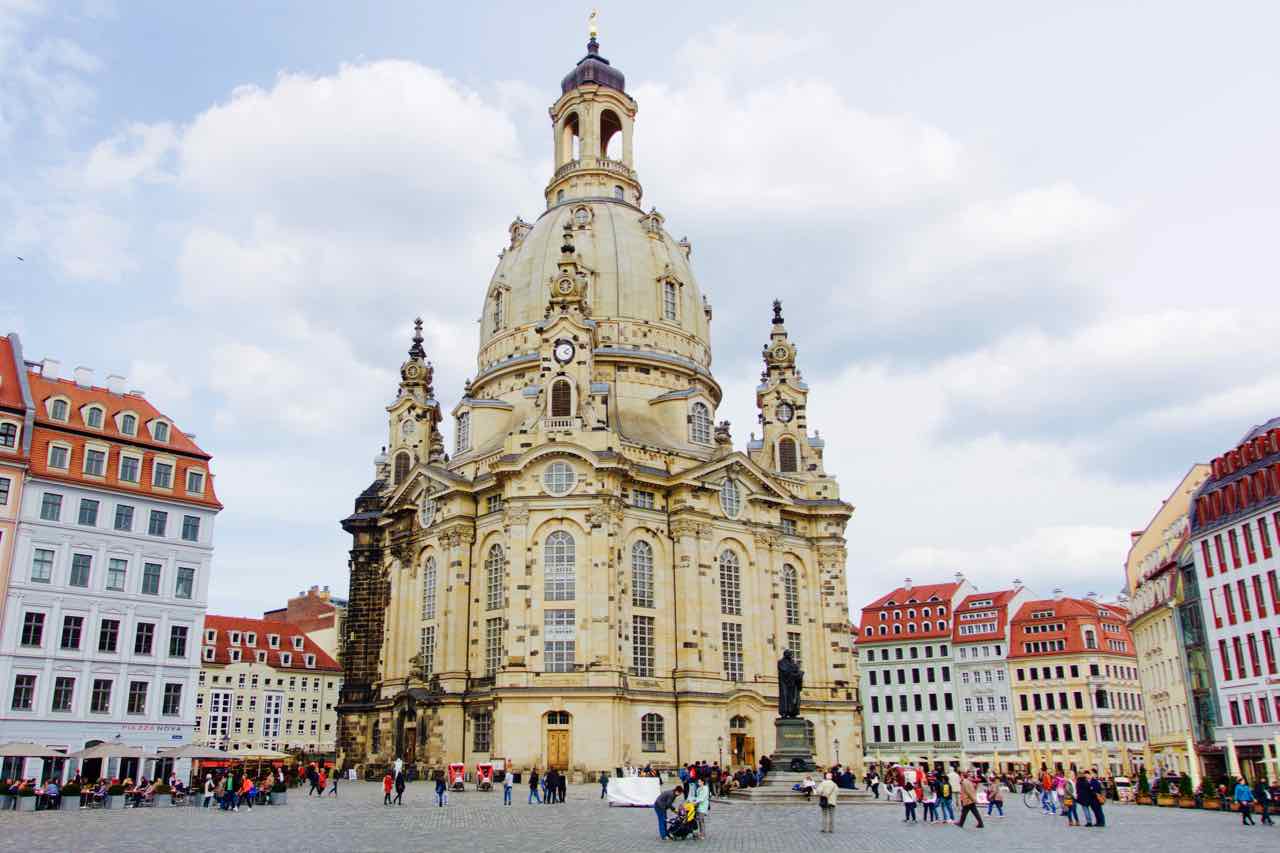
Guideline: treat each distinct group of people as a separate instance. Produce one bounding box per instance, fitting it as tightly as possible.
[200,768,279,811]
[1230,776,1277,826]
[652,776,713,840]
[303,762,338,796]
[527,768,568,804]
[3,777,64,809]
[1027,767,1108,827]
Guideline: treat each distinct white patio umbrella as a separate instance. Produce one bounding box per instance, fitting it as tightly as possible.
[69,742,149,760]
[0,741,65,758]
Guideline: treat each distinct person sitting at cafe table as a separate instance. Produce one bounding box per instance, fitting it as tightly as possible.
[40,779,61,810]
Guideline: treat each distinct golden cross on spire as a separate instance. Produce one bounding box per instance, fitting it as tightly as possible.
[588,9,599,39]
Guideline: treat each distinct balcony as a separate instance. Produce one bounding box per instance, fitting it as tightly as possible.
[542,416,577,431]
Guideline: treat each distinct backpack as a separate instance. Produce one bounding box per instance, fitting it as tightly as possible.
[942,783,951,797]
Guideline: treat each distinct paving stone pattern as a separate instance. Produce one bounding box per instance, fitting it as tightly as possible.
[6,783,1279,852]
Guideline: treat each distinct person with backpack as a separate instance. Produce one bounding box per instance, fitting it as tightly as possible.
[1253,777,1273,825]
[816,772,838,834]
[528,768,541,804]
[937,774,956,823]
[1234,776,1256,825]
[435,770,447,807]
[393,770,405,805]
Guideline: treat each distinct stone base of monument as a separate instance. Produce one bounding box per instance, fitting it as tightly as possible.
[772,717,817,772]
[726,718,884,806]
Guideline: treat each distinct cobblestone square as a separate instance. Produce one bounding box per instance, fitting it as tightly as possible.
[6,783,1279,852]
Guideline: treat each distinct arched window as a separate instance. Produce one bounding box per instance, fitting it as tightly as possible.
[632,540,654,608]
[1083,628,1097,650]
[601,109,623,160]
[556,189,565,203]
[782,564,799,625]
[864,626,872,636]
[551,379,573,418]
[421,557,437,620]
[50,398,69,420]
[719,550,741,615]
[879,625,886,636]
[485,544,504,611]
[120,413,137,435]
[778,437,798,473]
[543,461,576,496]
[613,185,625,200]
[544,530,576,601]
[937,620,946,631]
[456,413,470,454]
[85,406,104,429]
[690,402,711,444]
[393,451,411,485]
[562,112,580,162]
[641,712,665,752]
[893,624,901,635]
[662,281,678,321]
[719,478,742,519]
[908,623,917,634]
[492,290,504,330]
[730,715,748,731]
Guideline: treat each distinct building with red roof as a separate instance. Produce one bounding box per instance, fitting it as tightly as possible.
[0,351,221,766]
[856,575,974,769]
[0,334,34,625]
[196,615,342,755]
[951,585,1030,769]
[1008,592,1145,776]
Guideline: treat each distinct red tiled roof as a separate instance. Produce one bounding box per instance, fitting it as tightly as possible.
[202,615,341,672]
[1007,597,1134,660]
[855,581,962,644]
[951,588,1019,644]
[0,336,25,413]
[26,370,221,509]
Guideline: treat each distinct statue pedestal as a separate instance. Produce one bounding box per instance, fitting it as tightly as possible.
[770,717,816,772]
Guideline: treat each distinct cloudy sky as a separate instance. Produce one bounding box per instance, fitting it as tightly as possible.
[4,1,1278,617]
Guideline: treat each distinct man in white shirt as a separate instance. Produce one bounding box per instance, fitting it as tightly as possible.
[815,773,839,834]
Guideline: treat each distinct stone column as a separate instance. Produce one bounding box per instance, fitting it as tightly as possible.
[669,518,702,675]
[504,503,531,668]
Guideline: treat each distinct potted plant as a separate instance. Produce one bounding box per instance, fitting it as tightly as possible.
[1177,775,1196,808]
[1156,776,1176,806]
[271,781,288,806]
[15,785,37,812]
[1136,769,1153,805]
[105,783,125,809]
[60,782,81,809]
[154,782,172,805]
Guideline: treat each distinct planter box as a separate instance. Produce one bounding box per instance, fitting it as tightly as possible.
[61,796,81,810]
[1201,797,1221,809]
[1156,794,1177,806]
[1178,797,1197,808]
[103,795,124,810]
[1136,794,1154,805]
[15,797,37,812]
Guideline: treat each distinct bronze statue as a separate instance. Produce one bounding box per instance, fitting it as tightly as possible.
[777,648,803,718]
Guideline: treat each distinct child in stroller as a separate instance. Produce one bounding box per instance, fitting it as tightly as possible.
[668,801,699,840]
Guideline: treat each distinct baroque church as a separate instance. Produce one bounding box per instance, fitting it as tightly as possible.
[338,33,859,777]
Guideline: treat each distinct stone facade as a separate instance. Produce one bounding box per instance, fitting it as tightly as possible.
[336,37,859,780]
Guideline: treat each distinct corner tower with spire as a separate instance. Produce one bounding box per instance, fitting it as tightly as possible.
[750,300,828,480]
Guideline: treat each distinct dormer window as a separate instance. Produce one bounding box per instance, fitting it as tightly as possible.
[268,634,279,649]
[280,653,292,667]
[256,650,267,663]
[305,654,316,668]
[229,631,241,645]
[456,413,470,454]
[153,461,174,489]
[85,406,104,429]
[152,421,170,442]
[48,443,71,469]
[246,632,256,647]
[120,413,137,435]
[229,649,241,662]
[203,646,215,661]
[292,636,304,651]
[689,402,712,445]
[187,470,205,494]
[50,398,69,421]
[205,629,216,643]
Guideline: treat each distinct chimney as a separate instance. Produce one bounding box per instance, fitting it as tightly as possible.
[323,585,330,592]
[903,577,913,592]
[1085,591,1098,602]
[128,389,145,397]
[74,366,94,388]
[106,373,126,394]
[1012,578,1023,590]
[42,358,61,380]
[953,571,965,585]
[1052,587,1064,601]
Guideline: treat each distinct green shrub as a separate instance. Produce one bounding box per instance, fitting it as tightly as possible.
[17,787,35,797]
[154,783,171,794]
[107,784,125,796]
[1137,769,1150,795]
[62,783,81,795]
[272,782,287,793]
[1178,776,1192,797]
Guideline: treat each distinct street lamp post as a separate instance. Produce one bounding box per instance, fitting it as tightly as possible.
[834,739,840,766]
[717,736,724,768]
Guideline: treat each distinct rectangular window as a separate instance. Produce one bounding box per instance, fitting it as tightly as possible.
[486,494,503,514]
[1253,575,1268,619]
[472,712,492,753]
[49,445,69,468]
[186,470,204,493]
[40,492,62,521]
[147,510,167,537]
[11,674,35,710]
[632,614,655,677]
[69,553,91,587]
[1229,529,1242,568]
[181,515,200,542]
[119,455,140,483]
[60,615,83,649]
[134,622,155,655]
[485,617,505,676]
[1238,579,1253,621]
[127,681,148,714]
[1247,633,1262,677]
[662,281,677,320]
[21,611,44,646]
[1263,630,1277,675]
[100,558,126,591]
[169,625,188,658]
[90,678,112,713]
[51,676,75,712]
[787,631,803,669]
[153,462,173,488]
[418,625,435,677]
[0,477,9,505]
[1243,524,1258,563]
[114,504,134,531]
[99,619,119,653]
[84,448,106,476]
[544,609,576,673]
[722,622,744,681]
[175,566,195,600]
[77,498,100,526]
[162,683,183,716]
[1233,636,1246,680]
[1259,518,1274,559]
[141,562,162,595]
[1224,585,1237,624]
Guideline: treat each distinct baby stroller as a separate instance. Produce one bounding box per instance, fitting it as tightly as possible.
[668,802,699,840]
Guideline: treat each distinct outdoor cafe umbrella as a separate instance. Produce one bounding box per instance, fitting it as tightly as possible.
[0,741,65,758]
[157,744,231,760]
[69,742,148,760]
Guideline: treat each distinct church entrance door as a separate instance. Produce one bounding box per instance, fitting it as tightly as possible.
[548,731,570,770]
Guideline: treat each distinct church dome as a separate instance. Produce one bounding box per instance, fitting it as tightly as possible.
[476,200,710,379]
[560,37,626,95]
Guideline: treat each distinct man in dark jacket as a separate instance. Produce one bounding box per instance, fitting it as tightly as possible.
[1254,778,1273,825]
[555,770,567,803]
[653,785,685,840]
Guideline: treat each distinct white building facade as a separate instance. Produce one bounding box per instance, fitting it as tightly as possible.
[953,587,1029,769]
[0,361,220,779]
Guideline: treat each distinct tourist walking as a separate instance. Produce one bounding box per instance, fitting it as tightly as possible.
[503,771,513,805]
[308,763,322,796]
[1234,777,1255,825]
[393,771,405,805]
[202,774,214,808]
[869,770,881,799]
[328,769,339,796]
[435,772,447,807]
[816,772,838,834]
[902,779,917,822]
[1074,770,1096,827]
[986,777,1004,817]
[528,769,541,804]
[956,772,985,829]
[1254,778,1273,825]
[600,770,609,799]
[653,784,684,840]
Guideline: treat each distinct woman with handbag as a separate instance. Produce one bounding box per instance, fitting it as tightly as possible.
[816,772,838,834]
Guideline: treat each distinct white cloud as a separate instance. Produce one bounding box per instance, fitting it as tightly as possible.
[83,121,177,190]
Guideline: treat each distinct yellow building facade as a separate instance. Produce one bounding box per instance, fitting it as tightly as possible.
[336,35,859,779]
[1125,464,1210,776]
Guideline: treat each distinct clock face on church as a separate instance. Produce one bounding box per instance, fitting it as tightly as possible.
[553,340,575,364]
[776,402,794,423]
